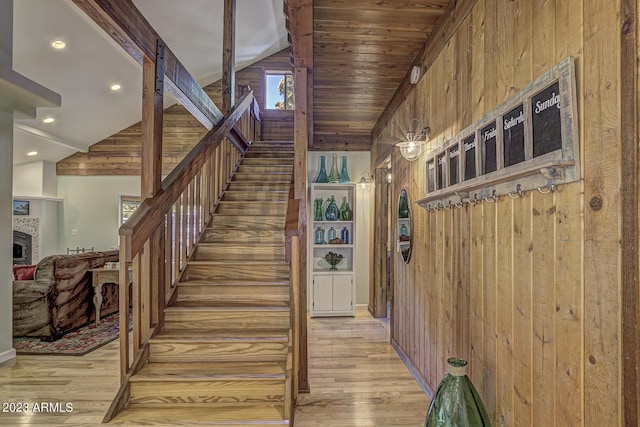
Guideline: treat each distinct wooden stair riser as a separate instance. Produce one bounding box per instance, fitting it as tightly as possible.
[177,284,289,304]
[193,245,285,262]
[164,309,290,331]
[232,173,291,182]
[202,229,285,244]
[226,183,291,193]
[209,216,284,230]
[110,404,288,425]
[129,379,285,405]
[216,202,287,216]
[245,151,294,158]
[241,158,294,166]
[185,263,289,281]
[238,165,293,174]
[222,191,289,202]
[148,341,288,363]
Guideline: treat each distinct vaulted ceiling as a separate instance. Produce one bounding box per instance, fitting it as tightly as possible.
[12,0,287,166]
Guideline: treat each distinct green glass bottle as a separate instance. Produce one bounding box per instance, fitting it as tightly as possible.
[328,153,340,183]
[425,358,491,427]
[339,196,353,221]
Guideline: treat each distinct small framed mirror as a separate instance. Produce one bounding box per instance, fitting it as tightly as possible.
[398,188,412,263]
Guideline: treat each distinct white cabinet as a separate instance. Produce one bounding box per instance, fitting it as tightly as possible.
[309,183,356,317]
[312,274,353,316]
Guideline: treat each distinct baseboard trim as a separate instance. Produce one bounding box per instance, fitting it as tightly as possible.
[391,338,434,399]
[0,348,16,364]
[355,303,368,308]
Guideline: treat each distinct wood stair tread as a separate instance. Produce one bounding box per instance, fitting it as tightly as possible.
[152,330,289,341]
[132,361,287,381]
[171,301,289,308]
[110,403,287,425]
[188,260,289,266]
[178,280,289,287]
[165,304,289,312]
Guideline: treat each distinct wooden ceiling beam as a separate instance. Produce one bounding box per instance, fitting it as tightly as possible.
[222,0,236,113]
[371,0,478,142]
[72,0,223,130]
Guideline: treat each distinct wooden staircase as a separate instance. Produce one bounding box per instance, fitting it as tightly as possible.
[110,141,295,426]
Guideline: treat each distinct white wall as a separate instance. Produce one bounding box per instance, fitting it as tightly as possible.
[13,161,58,198]
[0,0,15,363]
[307,151,371,305]
[57,175,140,252]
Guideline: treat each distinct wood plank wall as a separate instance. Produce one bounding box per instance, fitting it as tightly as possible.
[372,0,627,425]
[56,50,293,175]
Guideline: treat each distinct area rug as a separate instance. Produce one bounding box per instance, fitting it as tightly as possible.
[13,312,126,356]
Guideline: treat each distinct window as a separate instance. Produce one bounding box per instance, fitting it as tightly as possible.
[120,195,141,225]
[265,72,295,110]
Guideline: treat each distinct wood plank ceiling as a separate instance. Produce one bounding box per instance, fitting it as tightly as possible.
[311,0,451,151]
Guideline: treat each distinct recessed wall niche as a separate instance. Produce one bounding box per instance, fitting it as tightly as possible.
[419,57,579,210]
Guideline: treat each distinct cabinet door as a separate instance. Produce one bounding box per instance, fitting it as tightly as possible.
[313,275,334,312]
[332,275,353,312]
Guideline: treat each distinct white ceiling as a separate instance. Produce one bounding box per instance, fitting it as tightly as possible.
[12,0,287,166]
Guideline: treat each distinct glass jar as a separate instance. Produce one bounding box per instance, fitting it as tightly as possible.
[339,196,353,221]
[314,226,325,244]
[325,196,339,221]
[400,223,409,237]
[328,153,340,183]
[339,155,351,183]
[315,155,328,183]
[327,226,337,242]
[313,198,324,221]
[341,226,349,244]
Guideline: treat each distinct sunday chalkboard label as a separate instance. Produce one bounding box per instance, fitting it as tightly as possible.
[532,81,562,157]
[463,134,476,180]
[481,122,497,174]
[437,153,446,189]
[503,104,525,167]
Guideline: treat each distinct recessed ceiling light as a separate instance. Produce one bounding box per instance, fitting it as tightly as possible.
[42,117,55,124]
[110,84,122,91]
[27,151,38,157]
[51,40,66,50]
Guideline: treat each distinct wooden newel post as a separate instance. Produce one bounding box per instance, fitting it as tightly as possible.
[141,40,164,199]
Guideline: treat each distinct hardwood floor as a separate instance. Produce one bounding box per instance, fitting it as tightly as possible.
[0,309,429,426]
[295,309,429,427]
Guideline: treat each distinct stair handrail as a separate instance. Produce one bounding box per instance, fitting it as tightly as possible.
[105,90,259,422]
[284,172,301,418]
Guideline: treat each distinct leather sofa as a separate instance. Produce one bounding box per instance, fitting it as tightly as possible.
[12,250,119,340]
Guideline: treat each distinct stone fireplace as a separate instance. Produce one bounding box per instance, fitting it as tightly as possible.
[12,231,32,265]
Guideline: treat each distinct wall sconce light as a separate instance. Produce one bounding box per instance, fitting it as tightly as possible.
[358,170,373,191]
[396,118,431,161]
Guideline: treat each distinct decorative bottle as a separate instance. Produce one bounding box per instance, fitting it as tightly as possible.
[341,227,349,244]
[400,223,409,237]
[313,198,324,221]
[325,196,339,221]
[315,156,328,183]
[339,196,353,221]
[339,155,351,183]
[314,226,325,245]
[328,153,340,183]
[425,358,491,427]
[327,226,337,242]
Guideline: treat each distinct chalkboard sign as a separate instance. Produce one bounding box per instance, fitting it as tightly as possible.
[463,134,476,180]
[437,153,446,189]
[427,160,435,192]
[481,122,497,174]
[449,146,460,185]
[532,81,562,157]
[503,104,526,167]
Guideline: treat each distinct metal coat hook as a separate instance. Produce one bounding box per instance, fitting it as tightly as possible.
[508,184,523,199]
[443,201,452,210]
[484,190,497,203]
[455,201,464,208]
[537,183,556,194]
[467,194,479,206]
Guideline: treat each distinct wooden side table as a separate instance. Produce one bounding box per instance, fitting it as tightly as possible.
[89,268,130,326]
